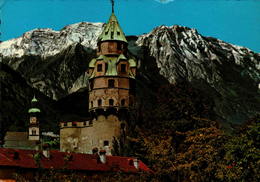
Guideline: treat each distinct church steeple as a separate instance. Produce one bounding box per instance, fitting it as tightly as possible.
[98,12,127,43]
[28,95,40,141]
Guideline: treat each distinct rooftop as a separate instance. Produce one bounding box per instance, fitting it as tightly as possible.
[98,12,127,43]
[0,148,151,173]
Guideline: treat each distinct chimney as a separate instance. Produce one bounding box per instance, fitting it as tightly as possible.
[133,158,139,170]
[99,150,106,164]
[42,143,50,158]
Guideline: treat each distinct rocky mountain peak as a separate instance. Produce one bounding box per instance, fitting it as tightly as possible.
[137,25,260,85]
[0,22,103,60]
[1,22,259,124]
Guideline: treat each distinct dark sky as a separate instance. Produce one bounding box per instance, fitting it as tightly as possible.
[1,0,260,52]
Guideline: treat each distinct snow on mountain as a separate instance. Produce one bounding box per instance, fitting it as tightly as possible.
[1,22,259,123]
[137,25,260,85]
[0,22,103,59]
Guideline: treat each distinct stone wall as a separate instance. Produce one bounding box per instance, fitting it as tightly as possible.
[97,42,127,55]
[60,115,121,154]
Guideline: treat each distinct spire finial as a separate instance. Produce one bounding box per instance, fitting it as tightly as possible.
[31,94,38,102]
[111,0,114,13]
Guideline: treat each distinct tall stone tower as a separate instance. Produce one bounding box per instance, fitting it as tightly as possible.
[60,9,136,154]
[28,96,41,141]
[87,10,137,154]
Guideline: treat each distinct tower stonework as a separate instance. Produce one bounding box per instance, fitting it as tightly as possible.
[87,12,136,154]
[60,12,136,154]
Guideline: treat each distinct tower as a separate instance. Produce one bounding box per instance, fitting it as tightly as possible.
[28,96,41,141]
[87,10,137,154]
[59,5,136,154]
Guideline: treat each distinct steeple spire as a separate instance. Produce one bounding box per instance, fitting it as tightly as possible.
[111,0,114,13]
[98,7,127,43]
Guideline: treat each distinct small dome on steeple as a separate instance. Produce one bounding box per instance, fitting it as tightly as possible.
[31,95,38,102]
[98,12,127,43]
[28,95,41,113]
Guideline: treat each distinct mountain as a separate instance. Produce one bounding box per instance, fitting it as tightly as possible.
[136,25,260,123]
[0,22,259,135]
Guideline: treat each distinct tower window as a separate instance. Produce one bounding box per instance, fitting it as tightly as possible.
[32,130,36,136]
[97,64,102,72]
[105,63,108,72]
[121,64,126,73]
[108,79,115,88]
[104,140,109,146]
[30,117,37,124]
[109,99,114,106]
[121,99,125,106]
[90,80,94,90]
[111,32,114,39]
[117,31,120,35]
[98,99,102,107]
[91,101,93,107]
[117,42,122,50]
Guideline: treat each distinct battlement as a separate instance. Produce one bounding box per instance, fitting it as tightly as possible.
[60,121,93,128]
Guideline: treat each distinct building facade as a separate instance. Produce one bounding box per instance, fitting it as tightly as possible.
[3,96,41,150]
[60,12,137,154]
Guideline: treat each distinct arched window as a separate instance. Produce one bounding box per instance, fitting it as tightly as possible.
[104,140,109,146]
[121,64,126,73]
[98,99,102,107]
[109,99,114,106]
[117,42,122,50]
[32,129,36,136]
[97,64,102,72]
[121,99,125,106]
[111,32,114,39]
[91,101,93,107]
[108,79,115,88]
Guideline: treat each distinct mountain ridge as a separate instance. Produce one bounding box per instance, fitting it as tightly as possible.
[0,22,259,131]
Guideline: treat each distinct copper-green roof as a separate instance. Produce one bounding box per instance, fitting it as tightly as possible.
[106,57,118,76]
[116,54,127,62]
[88,55,136,79]
[28,108,41,113]
[28,95,41,113]
[31,95,38,102]
[89,58,96,68]
[129,59,137,67]
[98,13,127,43]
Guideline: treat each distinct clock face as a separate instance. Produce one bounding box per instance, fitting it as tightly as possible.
[30,117,37,124]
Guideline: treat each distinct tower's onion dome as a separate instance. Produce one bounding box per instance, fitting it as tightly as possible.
[28,95,41,113]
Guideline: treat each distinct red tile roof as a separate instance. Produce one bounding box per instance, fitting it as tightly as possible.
[0,148,151,173]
